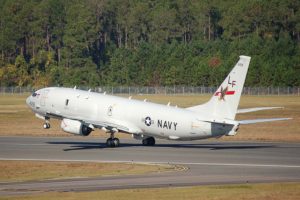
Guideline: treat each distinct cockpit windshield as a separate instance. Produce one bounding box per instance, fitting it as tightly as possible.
[32,92,38,97]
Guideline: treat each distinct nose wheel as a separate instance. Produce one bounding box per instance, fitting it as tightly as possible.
[43,117,51,129]
[43,123,50,129]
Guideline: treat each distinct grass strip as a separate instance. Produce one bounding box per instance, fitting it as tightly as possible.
[0,160,179,182]
[1,182,299,200]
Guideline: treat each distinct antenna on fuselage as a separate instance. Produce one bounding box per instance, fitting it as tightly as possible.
[167,102,171,106]
[143,99,147,102]
[73,86,77,90]
[88,89,91,92]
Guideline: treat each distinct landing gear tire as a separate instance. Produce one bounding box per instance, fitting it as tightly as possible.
[43,123,50,129]
[113,138,120,147]
[142,137,155,146]
[106,138,120,148]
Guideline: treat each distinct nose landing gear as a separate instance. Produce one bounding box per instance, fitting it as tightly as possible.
[43,118,50,129]
[43,122,50,129]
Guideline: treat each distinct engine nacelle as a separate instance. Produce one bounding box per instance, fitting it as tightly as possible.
[61,118,92,136]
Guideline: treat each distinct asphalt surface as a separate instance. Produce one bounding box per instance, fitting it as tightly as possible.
[0,136,300,196]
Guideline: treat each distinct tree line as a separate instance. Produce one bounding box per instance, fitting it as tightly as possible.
[0,0,299,87]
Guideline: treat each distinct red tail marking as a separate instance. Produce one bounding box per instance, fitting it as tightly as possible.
[215,91,235,96]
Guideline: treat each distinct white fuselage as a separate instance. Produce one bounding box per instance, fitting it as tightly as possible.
[26,87,234,140]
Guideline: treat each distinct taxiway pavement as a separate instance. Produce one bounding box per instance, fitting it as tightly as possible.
[0,136,300,196]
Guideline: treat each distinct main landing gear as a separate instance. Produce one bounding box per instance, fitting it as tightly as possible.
[105,132,156,148]
[106,138,120,148]
[142,137,155,146]
[106,131,120,148]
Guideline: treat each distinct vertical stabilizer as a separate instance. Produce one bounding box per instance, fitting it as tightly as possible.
[187,56,251,120]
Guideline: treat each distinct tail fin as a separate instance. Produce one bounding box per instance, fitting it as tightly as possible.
[187,55,251,120]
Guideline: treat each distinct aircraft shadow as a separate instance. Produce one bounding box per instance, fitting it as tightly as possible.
[47,141,276,151]
[47,142,107,151]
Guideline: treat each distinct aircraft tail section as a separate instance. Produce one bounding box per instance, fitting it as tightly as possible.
[187,55,251,120]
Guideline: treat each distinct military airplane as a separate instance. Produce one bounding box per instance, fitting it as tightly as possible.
[26,56,290,147]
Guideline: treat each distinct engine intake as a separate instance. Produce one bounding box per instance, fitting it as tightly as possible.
[61,118,92,136]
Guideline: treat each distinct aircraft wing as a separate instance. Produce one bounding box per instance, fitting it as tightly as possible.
[84,119,142,134]
[239,118,291,125]
[45,112,141,134]
[237,107,283,114]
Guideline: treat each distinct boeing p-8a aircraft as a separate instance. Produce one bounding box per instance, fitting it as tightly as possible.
[26,56,290,147]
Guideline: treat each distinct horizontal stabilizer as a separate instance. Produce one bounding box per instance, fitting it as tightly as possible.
[239,118,291,125]
[237,107,283,114]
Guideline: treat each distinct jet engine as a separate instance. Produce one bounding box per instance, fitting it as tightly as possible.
[61,118,92,136]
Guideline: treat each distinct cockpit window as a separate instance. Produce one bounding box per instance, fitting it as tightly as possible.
[32,92,37,97]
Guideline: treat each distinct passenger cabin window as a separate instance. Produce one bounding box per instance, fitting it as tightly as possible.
[65,99,69,106]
